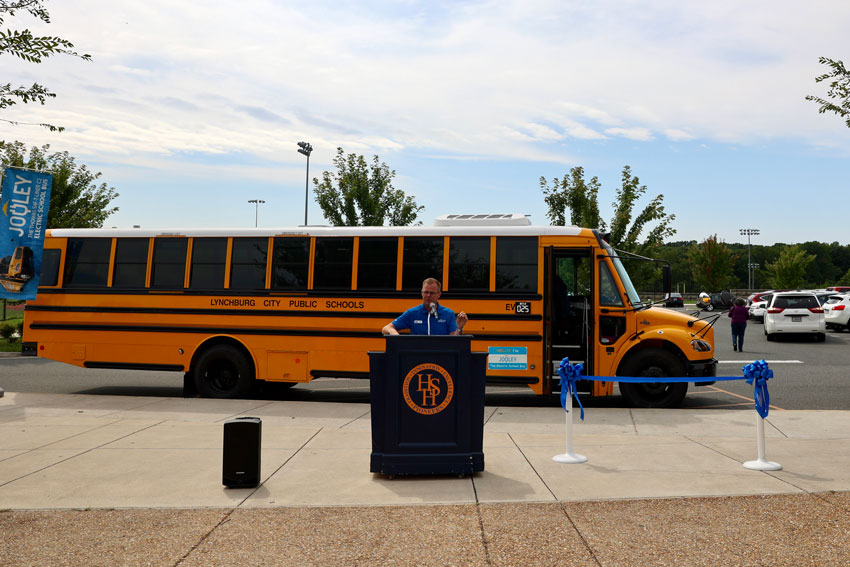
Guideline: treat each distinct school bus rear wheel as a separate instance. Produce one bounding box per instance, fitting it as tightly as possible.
[193,345,255,398]
[618,349,688,409]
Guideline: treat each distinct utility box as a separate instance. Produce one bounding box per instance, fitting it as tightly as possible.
[222,416,262,488]
[369,335,486,476]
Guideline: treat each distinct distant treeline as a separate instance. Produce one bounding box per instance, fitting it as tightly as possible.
[655,240,850,292]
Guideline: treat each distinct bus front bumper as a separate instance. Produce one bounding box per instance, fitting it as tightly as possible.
[689,358,717,386]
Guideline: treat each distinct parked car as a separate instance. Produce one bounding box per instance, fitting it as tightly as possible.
[696,290,734,311]
[663,292,684,307]
[823,293,850,332]
[764,291,825,342]
[813,290,837,306]
[826,286,850,293]
[748,295,772,322]
[746,290,777,307]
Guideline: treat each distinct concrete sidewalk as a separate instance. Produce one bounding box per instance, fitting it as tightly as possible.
[1,391,849,565]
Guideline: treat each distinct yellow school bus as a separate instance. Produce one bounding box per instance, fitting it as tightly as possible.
[0,246,34,293]
[23,214,717,407]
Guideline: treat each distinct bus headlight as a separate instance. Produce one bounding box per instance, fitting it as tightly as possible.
[690,339,711,352]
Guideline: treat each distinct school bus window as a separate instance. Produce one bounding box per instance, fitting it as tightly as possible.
[403,237,443,290]
[151,238,188,289]
[39,249,61,287]
[64,238,111,287]
[599,261,624,307]
[271,237,309,290]
[230,237,268,290]
[112,238,149,288]
[314,237,353,290]
[495,237,537,291]
[190,238,227,290]
[357,237,397,290]
[449,236,489,291]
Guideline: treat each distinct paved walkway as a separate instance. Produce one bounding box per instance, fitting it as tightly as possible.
[1,391,849,565]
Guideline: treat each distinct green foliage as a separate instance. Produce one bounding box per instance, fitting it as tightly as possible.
[1,0,90,132]
[687,235,738,291]
[314,147,423,226]
[838,267,850,285]
[540,166,603,229]
[0,322,14,341]
[1,141,119,227]
[541,165,675,252]
[765,245,816,289]
[806,57,850,128]
[541,165,675,290]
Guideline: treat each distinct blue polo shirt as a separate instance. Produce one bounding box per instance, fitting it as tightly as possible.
[392,304,458,335]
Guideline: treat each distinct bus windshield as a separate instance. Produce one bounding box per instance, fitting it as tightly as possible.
[602,242,643,308]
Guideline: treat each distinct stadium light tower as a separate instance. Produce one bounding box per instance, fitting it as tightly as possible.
[248,199,265,227]
[297,142,313,226]
[740,228,760,290]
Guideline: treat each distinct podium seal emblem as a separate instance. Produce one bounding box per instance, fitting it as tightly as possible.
[402,363,454,415]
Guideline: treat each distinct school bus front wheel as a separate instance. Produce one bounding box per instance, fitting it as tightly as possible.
[617,349,688,409]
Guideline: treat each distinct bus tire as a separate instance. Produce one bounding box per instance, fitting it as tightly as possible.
[193,345,255,399]
[618,349,688,409]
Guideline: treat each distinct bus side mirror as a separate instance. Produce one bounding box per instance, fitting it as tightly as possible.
[662,265,672,294]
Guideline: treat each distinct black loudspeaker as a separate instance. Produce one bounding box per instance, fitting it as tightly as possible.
[222,417,262,488]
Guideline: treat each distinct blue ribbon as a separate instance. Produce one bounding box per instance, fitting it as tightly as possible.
[743,359,773,418]
[558,357,585,421]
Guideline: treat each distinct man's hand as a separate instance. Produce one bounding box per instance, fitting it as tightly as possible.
[456,311,468,332]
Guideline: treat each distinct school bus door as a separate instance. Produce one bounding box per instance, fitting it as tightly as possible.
[544,248,593,394]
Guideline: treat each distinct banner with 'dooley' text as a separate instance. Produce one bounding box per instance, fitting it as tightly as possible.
[0,167,53,300]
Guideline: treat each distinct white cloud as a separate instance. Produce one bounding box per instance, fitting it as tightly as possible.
[604,127,655,141]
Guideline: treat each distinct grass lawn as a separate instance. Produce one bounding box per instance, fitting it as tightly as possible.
[1,309,24,352]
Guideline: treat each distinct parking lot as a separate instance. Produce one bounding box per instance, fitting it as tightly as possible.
[2,305,848,410]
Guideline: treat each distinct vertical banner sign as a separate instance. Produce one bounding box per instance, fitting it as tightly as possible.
[0,167,53,299]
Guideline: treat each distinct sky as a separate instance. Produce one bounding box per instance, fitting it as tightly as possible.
[4,0,849,246]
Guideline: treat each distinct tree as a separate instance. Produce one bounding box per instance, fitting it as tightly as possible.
[1,0,90,132]
[541,165,676,289]
[314,147,422,226]
[1,141,118,227]
[764,245,815,289]
[540,166,603,230]
[838,267,850,285]
[687,235,738,292]
[806,57,850,128]
[541,165,675,252]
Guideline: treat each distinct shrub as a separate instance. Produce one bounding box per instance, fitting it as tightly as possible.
[0,323,14,341]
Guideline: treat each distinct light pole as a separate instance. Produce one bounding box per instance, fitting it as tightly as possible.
[248,199,265,227]
[740,228,760,290]
[297,141,313,226]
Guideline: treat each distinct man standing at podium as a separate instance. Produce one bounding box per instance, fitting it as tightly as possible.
[382,278,468,336]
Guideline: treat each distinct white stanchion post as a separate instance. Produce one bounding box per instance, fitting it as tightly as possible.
[743,412,781,471]
[552,388,587,464]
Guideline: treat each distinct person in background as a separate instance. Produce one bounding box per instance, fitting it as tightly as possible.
[728,297,749,352]
[382,277,467,336]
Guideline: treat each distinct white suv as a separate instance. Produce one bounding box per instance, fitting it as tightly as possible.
[823,293,850,332]
[764,291,826,342]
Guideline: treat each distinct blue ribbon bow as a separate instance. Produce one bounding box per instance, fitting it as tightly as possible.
[743,359,773,418]
[558,357,585,421]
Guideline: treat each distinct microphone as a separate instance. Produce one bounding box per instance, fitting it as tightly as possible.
[429,302,437,317]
